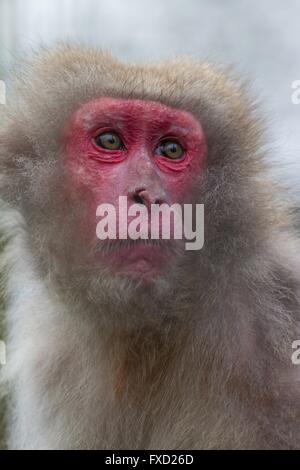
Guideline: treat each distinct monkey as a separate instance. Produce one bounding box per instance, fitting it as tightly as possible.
[0,44,300,450]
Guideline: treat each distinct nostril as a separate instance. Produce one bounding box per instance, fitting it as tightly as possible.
[133,193,145,205]
[132,188,162,207]
[132,187,148,206]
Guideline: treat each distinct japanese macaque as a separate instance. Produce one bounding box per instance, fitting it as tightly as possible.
[0,45,300,450]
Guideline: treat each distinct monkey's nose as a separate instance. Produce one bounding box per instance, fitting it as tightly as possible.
[133,189,162,208]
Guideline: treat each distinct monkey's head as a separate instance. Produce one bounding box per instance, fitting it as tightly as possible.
[0,46,274,321]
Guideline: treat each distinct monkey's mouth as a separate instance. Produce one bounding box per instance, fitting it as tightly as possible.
[96,238,180,280]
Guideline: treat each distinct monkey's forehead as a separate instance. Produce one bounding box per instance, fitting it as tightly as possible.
[69,97,205,136]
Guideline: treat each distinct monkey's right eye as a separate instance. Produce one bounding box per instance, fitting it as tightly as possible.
[94,132,124,151]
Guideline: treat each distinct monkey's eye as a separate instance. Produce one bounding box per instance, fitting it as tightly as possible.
[94,132,124,151]
[156,140,184,160]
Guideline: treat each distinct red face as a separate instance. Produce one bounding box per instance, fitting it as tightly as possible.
[64,97,206,281]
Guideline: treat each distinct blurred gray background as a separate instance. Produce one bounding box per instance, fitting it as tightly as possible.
[0,0,300,197]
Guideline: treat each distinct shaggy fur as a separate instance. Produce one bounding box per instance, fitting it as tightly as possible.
[0,45,300,449]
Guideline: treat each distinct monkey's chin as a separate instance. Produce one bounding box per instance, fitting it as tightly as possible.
[116,261,162,284]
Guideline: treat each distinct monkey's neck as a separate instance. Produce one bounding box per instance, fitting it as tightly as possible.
[104,326,185,403]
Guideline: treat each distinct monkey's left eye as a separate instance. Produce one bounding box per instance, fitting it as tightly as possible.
[94,132,124,151]
[156,140,184,160]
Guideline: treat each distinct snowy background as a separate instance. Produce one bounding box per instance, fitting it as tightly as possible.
[0,0,300,198]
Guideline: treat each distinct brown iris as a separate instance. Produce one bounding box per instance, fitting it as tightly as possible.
[94,132,123,150]
[157,140,184,159]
